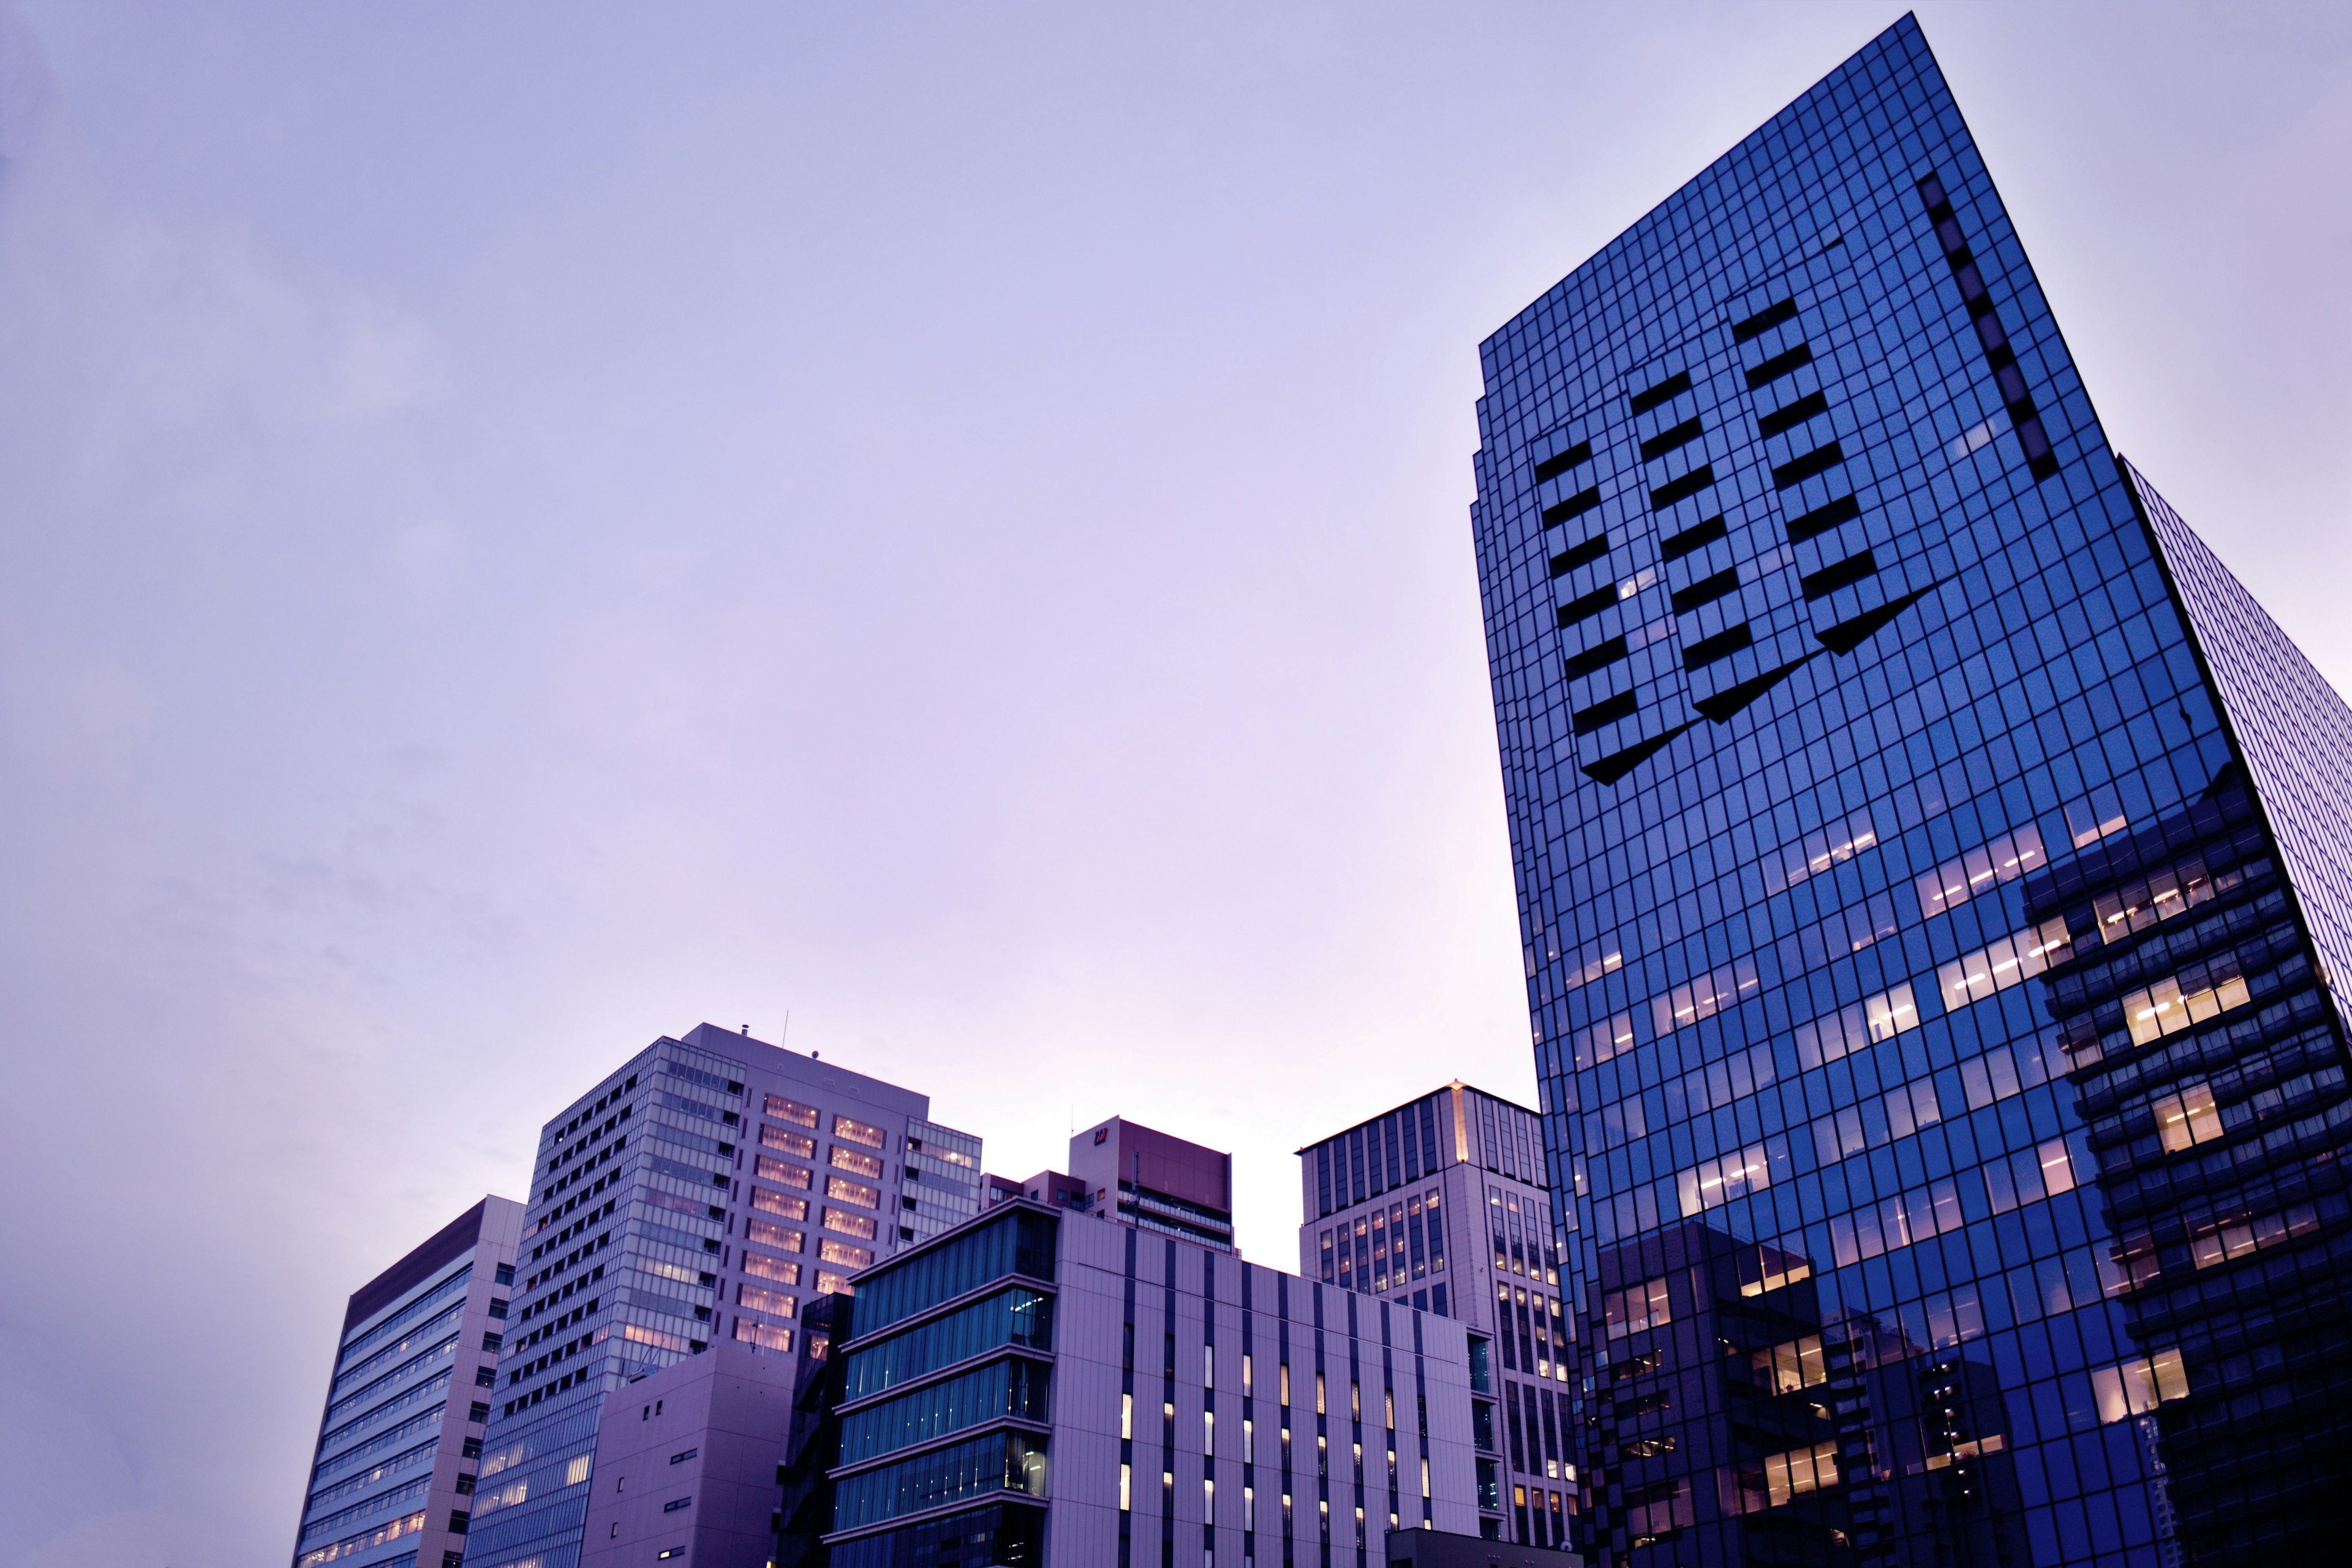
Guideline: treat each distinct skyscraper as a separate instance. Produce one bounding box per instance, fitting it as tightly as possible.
[463,1023,981,1568]
[291,1196,523,1568]
[1298,1084,1574,1547]
[1469,17,2351,1566]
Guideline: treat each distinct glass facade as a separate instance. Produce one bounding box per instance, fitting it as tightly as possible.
[1470,17,2352,1566]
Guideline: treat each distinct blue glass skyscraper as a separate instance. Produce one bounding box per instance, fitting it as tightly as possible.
[1470,17,2352,1567]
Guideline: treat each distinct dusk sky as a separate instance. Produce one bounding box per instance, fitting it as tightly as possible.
[0,4,2345,1562]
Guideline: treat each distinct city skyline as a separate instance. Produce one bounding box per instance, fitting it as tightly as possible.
[2,4,2348,1565]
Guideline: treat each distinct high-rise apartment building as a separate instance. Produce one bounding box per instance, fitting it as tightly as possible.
[291,1196,524,1568]
[1469,17,2351,1566]
[464,1023,980,1568]
[1300,1084,1577,1550]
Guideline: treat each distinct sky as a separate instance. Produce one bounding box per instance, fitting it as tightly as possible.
[0,2,2345,1562]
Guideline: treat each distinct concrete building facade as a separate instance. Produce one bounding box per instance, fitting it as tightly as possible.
[816,1199,1495,1568]
[464,1023,980,1568]
[1301,1085,1577,1551]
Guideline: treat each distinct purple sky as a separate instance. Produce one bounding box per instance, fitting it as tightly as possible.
[0,3,2345,1561]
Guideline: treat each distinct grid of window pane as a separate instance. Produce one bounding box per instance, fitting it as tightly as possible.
[1469,16,2352,1565]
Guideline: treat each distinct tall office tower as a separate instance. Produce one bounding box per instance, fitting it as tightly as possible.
[804,1199,1501,1567]
[292,1196,524,1568]
[464,1023,980,1568]
[1299,1084,1578,1550]
[1468,17,2352,1566]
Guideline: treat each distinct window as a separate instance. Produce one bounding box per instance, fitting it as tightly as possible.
[2090,851,2237,945]
[1751,1336,1826,1393]
[834,1115,887,1150]
[1602,1278,1670,1339]
[1914,825,2046,918]
[1763,809,1877,894]
[1623,1436,1676,1458]
[2153,1084,2225,1152]
[815,1268,853,1294]
[1569,1011,1637,1070]
[831,1145,886,1178]
[755,1156,813,1189]
[2124,960,2253,1044]
[1649,957,1758,1036]
[760,1124,815,1157]
[1938,918,2071,1009]
[745,1219,803,1253]
[737,1283,796,1317]
[2190,1202,2319,1270]
[751,1188,809,1221]
[824,1206,879,1240]
[1675,1140,1779,1215]
[742,1250,801,1285]
[764,1095,818,1129]
[734,1319,792,1352]
[819,1238,874,1268]
[1734,1443,1838,1510]
[1793,983,1919,1068]
[2093,1349,2188,1421]
[1623,1477,1690,1539]
[827,1177,882,1209]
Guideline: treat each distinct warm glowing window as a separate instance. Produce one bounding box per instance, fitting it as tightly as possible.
[1602,1278,1671,1339]
[832,1114,887,1150]
[745,1219,803,1252]
[2152,1084,2224,1152]
[817,1238,873,1268]
[826,1176,881,1209]
[764,1094,818,1129]
[1914,824,2046,919]
[1939,918,2071,1009]
[736,1282,796,1317]
[822,1207,878,1240]
[830,1145,885,1179]
[742,1250,801,1284]
[2124,962,2252,1045]
[759,1124,815,1157]
[754,1156,813,1189]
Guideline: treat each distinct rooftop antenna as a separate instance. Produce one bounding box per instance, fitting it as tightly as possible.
[782,1010,793,1047]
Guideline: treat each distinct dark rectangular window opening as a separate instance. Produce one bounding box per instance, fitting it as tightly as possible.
[1670,568,1740,616]
[1648,464,1715,510]
[1659,514,1727,562]
[1917,172,2060,485]
[1638,417,1703,463]
[1532,439,1593,484]
[1682,624,1753,671]
[1755,391,1829,440]
[1732,298,1799,343]
[1628,369,1692,416]
[1550,534,1608,577]
[1800,551,1878,601]
[1773,441,1845,489]
[1541,486,1602,528]
[1785,494,1862,543]
[1571,691,1640,736]
[1564,636,1630,680]
[1744,343,1813,389]
[1558,585,1619,628]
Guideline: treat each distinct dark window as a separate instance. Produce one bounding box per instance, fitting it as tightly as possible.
[1531,439,1592,483]
[1638,417,1703,462]
[1659,515,1727,561]
[494,1265,514,1286]
[1682,624,1754,670]
[1744,343,1813,388]
[1648,464,1714,510]
[1772,441,1845,489]
[1800,551,1878,600]
[1564,637,1630,680]
[671,1448,698,1465]
[1755,390,1829,439]
[1670,569,1740,616]
[1627,369,1692,415]
[1785,495,1861,542]
[1571,692,1639,735]
[1556,585,1620,628]
[1548,534,1608,576]
[664,1496,693,1513]
[1540,486,1602,527]
[1731,298,1799,342]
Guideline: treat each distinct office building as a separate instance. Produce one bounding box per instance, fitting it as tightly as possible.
[990,1115,1240,1253]
[464,1023,981,1568]
[1300,1084,1578,1550]
[291,1196,524,1568]
[1468,15,2352,1565]
[810,1197,1496,1568]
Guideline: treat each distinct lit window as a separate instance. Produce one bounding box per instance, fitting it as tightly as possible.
[1939,918,2071,1009]
[832,1114,887,1150]
[2152,1084,2224,1152]
[763,1094,818,1128]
